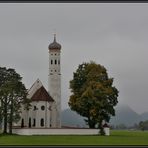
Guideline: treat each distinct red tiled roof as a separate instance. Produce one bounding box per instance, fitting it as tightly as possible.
[31,86,54,102]
[103,123,109,128]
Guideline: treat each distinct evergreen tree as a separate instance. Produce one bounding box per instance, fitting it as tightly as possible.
[0,67,30,134]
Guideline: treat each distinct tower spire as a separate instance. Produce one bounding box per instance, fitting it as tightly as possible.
[53,28,56,42]
[54,33,56,42]
[48,29,61,50]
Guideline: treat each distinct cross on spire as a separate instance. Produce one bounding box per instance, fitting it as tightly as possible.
[54,33,56,42]
[53,29,56,42]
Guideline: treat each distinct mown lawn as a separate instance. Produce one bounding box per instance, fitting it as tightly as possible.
[0,130,148,145]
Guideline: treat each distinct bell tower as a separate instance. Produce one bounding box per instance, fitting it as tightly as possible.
[48,34,61,128]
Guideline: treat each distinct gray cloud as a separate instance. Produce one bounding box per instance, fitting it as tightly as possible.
[0,3,148,114]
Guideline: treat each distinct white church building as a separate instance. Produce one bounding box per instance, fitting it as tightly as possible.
[16,34,62,129]
[11,35,109,135]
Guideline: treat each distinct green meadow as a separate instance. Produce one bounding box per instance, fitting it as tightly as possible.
[0,130,148,145]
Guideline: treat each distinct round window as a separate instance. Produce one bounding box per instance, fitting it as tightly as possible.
[41,106,45,110]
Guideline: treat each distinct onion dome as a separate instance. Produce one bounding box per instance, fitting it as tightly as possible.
[48,34,61,50]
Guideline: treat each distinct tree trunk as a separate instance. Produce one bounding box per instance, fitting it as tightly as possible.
[89,121,96,128]
[9,99,13,134]
[88,117,96,128]
[99,120,105,135]
[3,97,7,134]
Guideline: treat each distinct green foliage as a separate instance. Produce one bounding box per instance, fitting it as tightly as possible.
[0,67,30,134]
[68,61,119,131]
[139,120,148,131]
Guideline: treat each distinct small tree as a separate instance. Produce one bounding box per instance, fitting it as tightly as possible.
[139,120,148,131]
[139,121,145,131]
[68,61,119,134]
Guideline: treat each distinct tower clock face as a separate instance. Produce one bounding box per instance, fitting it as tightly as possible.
[51,80,60,90]
[54,76,58,81]
[52,75,60,81]
[52,83,58,89]
[51,76,58,81]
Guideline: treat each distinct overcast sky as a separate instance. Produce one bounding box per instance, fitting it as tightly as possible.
[0,3,148,114]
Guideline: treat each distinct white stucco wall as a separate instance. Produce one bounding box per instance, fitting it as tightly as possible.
[17,101,52,128]
[12,127,110,136]
[12,128,100,135]
[104,127,110,136]
[29,101,52,128]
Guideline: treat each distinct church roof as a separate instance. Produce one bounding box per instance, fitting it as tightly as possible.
[48,34,61,50]
[103,123,110,128]
[27,79,43,99]
[31,86,54,102]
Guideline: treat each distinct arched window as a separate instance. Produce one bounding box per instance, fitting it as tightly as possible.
[33,106,37,111]
[41,105,45,111]
[55,59,57,64]
[58,60,60,65]
[40,118,44,127]
[21,118,24,128]
[33,118,36,127]
[51,60,53,65]
[29,117,31,128]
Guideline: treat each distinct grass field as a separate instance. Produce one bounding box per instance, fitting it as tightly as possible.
[0,130,148,145]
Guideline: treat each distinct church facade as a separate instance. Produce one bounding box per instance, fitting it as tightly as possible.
[17,35,62,128]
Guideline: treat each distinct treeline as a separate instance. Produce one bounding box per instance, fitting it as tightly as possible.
[110,120,148,130]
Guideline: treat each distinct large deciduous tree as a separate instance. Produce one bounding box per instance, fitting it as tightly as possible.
[68,61,119,132]
[0,67,30,134]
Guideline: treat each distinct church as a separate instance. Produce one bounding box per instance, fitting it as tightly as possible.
[12,35,109,135]
[17,34,62,129]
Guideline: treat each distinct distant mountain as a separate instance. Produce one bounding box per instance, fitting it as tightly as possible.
[61,109,88,128]
[110,104,142,126]
[141,112,148,121]
[61,104,148,127]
